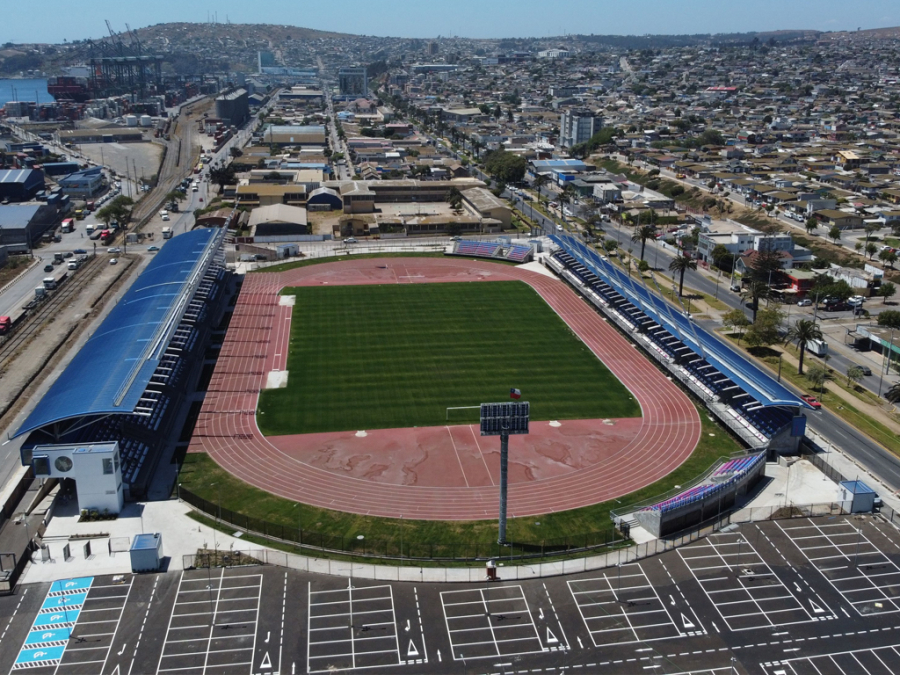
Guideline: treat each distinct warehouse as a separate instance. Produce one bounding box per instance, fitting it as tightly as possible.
[215,88,250,127]
[0,203,62,251]
[0,169,46,202]
[248,204,309,240]
[262,125,327,146]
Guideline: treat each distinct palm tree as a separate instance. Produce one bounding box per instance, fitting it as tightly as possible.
[887,381,900,404]
[742,280,770,322]
[668,254,697,297]
[632,225,657,261]
[784,319,823,375]
[533,174,549,206]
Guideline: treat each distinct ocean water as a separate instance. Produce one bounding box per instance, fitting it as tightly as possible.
[0,78,52,107]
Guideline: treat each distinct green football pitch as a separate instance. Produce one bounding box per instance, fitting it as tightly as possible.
[256,281,641,436]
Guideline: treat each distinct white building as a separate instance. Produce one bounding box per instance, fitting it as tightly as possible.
[30,442,124,514]
[559,109,603,148]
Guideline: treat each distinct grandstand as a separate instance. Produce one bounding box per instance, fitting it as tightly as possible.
[546,234,810,451]
[618,452,766,537]
[447,239,535,263]
[14,228,229,509]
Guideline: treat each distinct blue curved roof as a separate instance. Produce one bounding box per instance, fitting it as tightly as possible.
[15,228,221,438]
[552,234,811,410]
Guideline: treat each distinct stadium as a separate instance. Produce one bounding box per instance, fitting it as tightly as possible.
[12,230,812,557]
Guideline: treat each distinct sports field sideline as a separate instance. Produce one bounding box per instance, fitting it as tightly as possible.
[257,280,641,436]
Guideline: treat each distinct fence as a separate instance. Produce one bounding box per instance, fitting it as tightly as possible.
[180,487,624,562]
[181,501,850,581]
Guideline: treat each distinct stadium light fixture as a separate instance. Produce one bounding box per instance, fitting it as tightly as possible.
[481,401,530,545]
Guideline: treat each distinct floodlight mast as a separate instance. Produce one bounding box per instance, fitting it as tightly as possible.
[498,421,510,545]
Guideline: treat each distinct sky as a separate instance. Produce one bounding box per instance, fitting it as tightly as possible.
[4,0,900,45]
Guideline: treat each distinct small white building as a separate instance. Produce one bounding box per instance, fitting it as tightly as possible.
[30,442,124,514]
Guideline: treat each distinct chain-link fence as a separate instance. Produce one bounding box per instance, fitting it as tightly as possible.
[179,486,624,562]
[180,500,851,581]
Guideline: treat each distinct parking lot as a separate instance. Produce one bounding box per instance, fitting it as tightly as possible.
[4,515,900,673]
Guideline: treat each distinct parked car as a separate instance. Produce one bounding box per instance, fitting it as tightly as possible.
[107,247,121,254]
[345,237,358,244]
[147,246,160,252]
[848,295,866,306]
[797,299,813,307]
[801,395,822,409]
[109,258,118,265]
[73,249,86,255]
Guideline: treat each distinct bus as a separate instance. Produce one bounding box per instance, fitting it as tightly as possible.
[60,218,74,233]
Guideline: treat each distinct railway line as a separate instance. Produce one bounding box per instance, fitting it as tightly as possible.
[0,254,106,371]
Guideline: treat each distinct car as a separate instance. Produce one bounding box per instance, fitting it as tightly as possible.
[63,251,73,258]
[109,258,118,265]
[192,186,198,192]
[147,246,160,252]
[345,237,358,244]
[849,295,866,306]
[73,249,86,255]
[849,362,873,376]
[801,395,822,409]
[797,299,813,307]
[675,173,687,179]
[107,247,121,254]
[450,236,461,241]
[730,284,741,292]
[43,264,54,273]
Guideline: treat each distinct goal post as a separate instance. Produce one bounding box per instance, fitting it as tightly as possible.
[446,405,481,422]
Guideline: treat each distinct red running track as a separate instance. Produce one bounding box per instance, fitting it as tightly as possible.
[189,257,701,520]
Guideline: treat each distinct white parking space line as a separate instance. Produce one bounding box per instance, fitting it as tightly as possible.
[307,583,401,673]
[155,569,263,675]
[568,562,701,647]
[678,533,835,631]
[761,642,900,674]
[778,519,900,615]
[56,576,133,673]
[439,585,545,661]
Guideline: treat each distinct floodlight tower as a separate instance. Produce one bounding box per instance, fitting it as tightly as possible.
[480,399,530,545]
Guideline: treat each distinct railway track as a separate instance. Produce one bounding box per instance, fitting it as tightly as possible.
[0,255,107,370]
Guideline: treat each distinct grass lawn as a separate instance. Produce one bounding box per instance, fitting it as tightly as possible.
[180,401,735,561]
[257,281,641,435]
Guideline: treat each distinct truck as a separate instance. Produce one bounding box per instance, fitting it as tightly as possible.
[162,227,173,239]
[100,229,112,244]
[60,218,74,233]
[85,223,95,234]
[88,228,102,240]
[0,316,11,335]
[806,339,828,357]
[74,208,85,220]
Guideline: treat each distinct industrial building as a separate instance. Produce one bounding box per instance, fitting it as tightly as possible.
[215,88,250,127]
[57,167,105,197]
[559,109,603,148]
[0,169,46,202]
[262,125,327,146]
[0,203,63,251]
[338,67,368,98]
[248,204,309,240]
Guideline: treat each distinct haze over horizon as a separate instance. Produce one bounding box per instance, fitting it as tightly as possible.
[4,0,900,45]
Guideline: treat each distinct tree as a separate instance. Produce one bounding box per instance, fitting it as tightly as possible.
[886,381,900,403]
[846,365,866,388]
[668,254,697,297]
[784,318,823,375]
[807,363,827,392]
[165,190,185,204]
[742,280,771,322]
[745,308,784,349]
[95,196,134,227]
[710,244,732,270]
[866,242,878,259]
[878,310,900,329]
[533,174,549,206]
[723,309,751,340]
[602,238,618,254]
[881,282,897,304]
[447,187,463,215]
[483,150,527,184]
[748,247,783,282]
[880,248,898,268]
[632,225,656,261]
[805,217,819,234]
[829,225,841,244]
[210,164,237,190]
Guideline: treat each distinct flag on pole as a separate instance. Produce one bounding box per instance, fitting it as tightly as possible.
[510,388,521,399]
